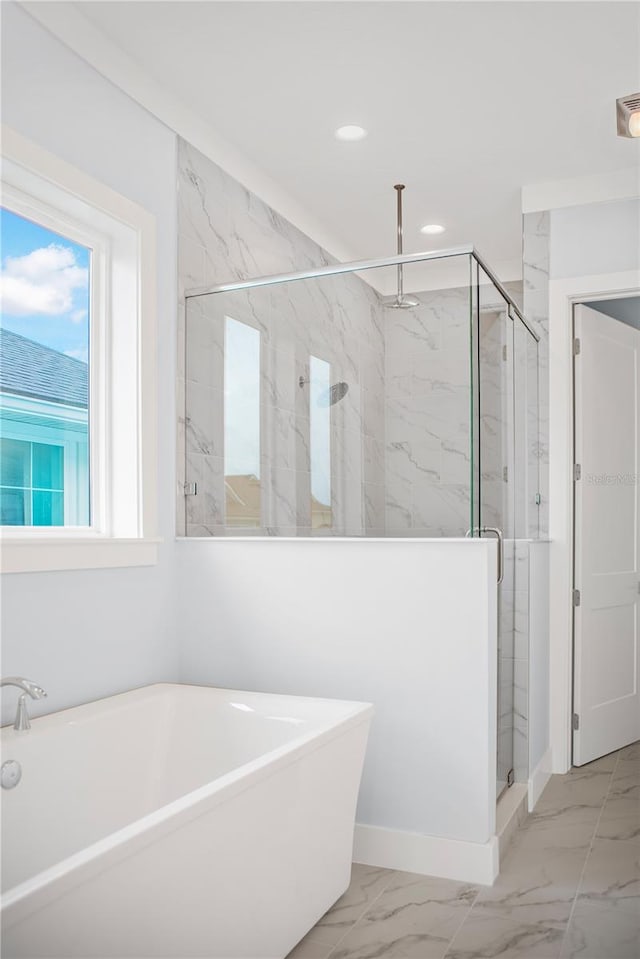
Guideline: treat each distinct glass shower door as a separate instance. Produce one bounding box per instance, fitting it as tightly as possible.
[475,267,516,799]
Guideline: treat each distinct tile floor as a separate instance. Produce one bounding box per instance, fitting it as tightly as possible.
[287,742,640,959]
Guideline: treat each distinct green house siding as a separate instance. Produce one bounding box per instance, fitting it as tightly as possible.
[0,330,89,527]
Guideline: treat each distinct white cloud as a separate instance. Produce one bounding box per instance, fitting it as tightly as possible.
[65,347,89,363]
[0,244,89,317]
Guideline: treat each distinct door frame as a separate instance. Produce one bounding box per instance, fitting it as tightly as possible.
[548,270,640,774]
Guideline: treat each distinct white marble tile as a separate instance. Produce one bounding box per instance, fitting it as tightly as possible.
[179,137,388,537]
[331,871,477,959]
[561,900,640,959]
[185,383,224,457]
[312,864,396,946]
[364,483,385,532]
[285,930,335,959]
[185,453,224,527]
[445,913,566,958]
[574,838,640,915]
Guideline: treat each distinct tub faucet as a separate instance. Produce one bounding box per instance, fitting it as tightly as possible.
[1,677,47,731]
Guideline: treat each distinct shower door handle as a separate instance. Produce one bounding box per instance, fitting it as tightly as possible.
[465,526,504,585]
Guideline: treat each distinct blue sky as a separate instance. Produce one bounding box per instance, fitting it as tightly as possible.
[0,207,90,363]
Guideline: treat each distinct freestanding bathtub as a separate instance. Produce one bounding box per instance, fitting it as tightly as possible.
[1,683,372,959]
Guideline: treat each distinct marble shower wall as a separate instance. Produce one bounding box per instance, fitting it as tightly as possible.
[383,287,474,537]
[177,138,385,536]
[383,286,536,539]
[522,211,550,537]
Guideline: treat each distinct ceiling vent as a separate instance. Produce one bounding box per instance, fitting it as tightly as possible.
[616,93,640,138]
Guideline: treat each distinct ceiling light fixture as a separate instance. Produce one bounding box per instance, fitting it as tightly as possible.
[334,125,367,142]
[420,224,445,235]
[616,93,640,138]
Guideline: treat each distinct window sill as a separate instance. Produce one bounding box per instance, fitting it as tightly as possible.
[0,537,162,574]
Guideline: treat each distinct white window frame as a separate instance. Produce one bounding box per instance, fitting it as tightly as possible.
[1,126,159,572]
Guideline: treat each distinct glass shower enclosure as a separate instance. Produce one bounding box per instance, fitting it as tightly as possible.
[182,246,540,799]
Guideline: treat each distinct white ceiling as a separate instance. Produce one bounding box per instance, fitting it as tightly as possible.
[35,2,640,281]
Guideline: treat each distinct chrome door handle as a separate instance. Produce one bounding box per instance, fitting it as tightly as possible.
[466,526,504,584]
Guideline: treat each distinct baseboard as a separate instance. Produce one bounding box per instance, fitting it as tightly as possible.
[528,747,553,811]
[353,823,499,886]
[496,784,528,860]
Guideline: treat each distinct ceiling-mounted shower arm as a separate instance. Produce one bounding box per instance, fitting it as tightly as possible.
[395,184,405,301]
[383,184,419,309]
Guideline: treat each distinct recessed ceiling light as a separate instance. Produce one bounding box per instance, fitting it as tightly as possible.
[420,224,446,235]
[334,125,368,142]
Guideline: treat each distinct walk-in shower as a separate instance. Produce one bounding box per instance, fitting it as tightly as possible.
[182,245,540,800]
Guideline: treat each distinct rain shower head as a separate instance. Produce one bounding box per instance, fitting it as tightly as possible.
[318,381,349,407]
[383,293,420,310]
[382,184,419,310]
[298,376,350,407]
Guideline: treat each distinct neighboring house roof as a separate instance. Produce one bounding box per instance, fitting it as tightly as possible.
[225,473,331,529]
[0,327,88,408]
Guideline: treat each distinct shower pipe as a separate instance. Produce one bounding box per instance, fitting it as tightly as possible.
[185,245,540,344]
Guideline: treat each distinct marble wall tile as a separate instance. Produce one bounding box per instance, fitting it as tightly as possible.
[178,137,385,536]
[384,288,473,537]
[523,211,549,538]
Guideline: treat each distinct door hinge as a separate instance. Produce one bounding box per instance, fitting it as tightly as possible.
[183,482,198,496]
[502,344,508,362]
[573,713,580,731]
[574,464,582,481]
[573,588,581,607]
[503,465,509,483]
[507,768,515,787]
[535,492,542,506]
[573,337,581,356]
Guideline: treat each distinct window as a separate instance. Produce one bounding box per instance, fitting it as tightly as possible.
[0,207,90,528]
[0,127,158,572]
[310,355,332,529]
[224,316,261,527]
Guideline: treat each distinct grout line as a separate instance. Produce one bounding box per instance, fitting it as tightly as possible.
[441,886,483,959]
[557,750,620,957]
[324,866,399,958]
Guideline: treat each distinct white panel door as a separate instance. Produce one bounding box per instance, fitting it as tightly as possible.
[574,304,640,765]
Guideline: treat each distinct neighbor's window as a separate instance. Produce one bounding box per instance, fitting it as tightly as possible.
[0,207,91,527]
[310,355,332,529]
[224,316,261,527]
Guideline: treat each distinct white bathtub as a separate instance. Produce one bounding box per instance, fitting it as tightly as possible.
[1,683,372,959]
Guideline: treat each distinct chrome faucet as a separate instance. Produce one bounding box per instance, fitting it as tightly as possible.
[1,677,47,731]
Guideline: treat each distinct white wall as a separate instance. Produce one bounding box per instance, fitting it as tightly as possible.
[1,10,502,876]
[177,538,498,846]
[550,199,640,280]
[0,4,180,723]
[547,196,640,772]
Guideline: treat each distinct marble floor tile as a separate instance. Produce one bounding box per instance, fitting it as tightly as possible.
[618,742,640,763]
[533,765,613,814]
[610,763,640,801]
[574,837,640,916]
[519,807,599,847]
[566,752,619,774]
[286,745,639,959]
[596,793,640,844]
[473,838,586,923]
[560,900,640,959]
[313,865,397,945]
[330,872,478,959]
[444,913,566,958]
[285,930,336,959]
